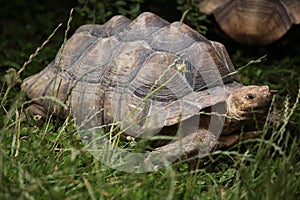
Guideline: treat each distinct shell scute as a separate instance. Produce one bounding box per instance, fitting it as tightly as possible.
[22,12,239,128]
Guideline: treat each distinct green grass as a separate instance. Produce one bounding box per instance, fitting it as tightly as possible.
[0,93,299,199]
[1,1,300,199]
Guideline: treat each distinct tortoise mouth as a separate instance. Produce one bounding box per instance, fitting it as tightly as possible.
[246,103,270,112]
[252,105,269,112]
[249,109,267,115]
[240,106,270,119]
[228,103,271,120]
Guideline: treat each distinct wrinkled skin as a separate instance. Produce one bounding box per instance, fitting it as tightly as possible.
[219,85,272,135]
[144,85,272,166]
[218,85,272,148]
[227,85,271,120]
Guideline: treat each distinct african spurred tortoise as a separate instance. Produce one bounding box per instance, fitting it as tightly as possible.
[21,12,272,170]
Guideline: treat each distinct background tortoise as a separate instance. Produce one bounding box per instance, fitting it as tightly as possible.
[21,12,272,170]
[198,0,300,45]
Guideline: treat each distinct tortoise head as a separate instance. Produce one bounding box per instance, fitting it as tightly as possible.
[226,85,272,120]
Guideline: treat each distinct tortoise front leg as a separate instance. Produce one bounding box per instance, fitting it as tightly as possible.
[143,128,217,169]
[24,103,48,120]
[215,131,262,150]
[143,130,263,170]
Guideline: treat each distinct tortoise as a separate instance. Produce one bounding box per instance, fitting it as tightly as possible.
[198,0,300,45]
[21,12,272,171]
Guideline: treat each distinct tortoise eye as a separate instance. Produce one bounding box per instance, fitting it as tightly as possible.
[246,94,255,100]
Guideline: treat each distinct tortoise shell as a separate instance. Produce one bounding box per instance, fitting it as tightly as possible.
[198,0,300,45]
[21,12,241,136]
